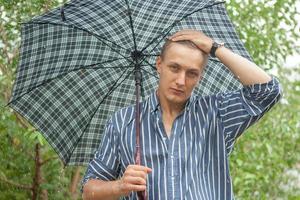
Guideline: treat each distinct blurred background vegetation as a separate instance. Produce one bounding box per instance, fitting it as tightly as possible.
[0,0,299,199]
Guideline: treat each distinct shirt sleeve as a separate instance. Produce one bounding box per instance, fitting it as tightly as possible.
[216,76,282,154]
[80,118,120,192]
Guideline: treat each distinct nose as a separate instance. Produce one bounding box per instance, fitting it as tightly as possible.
[175,72,186,86]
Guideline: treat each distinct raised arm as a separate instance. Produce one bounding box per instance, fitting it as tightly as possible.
[170,30,281,155]
[169,29,271,85]
[214,45,271,85]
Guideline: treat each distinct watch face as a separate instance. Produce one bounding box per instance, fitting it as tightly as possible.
[215,40,224,46]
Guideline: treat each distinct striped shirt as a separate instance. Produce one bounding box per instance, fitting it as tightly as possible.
[81,77,282,200]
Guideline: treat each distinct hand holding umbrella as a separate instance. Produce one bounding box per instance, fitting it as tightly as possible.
[83,165,152,199]
[117,165,152,197]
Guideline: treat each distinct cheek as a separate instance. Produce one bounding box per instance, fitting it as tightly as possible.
[187,79,199,90]
[161,70,175,82]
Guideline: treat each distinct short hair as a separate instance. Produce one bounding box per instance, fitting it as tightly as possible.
[160,39,207,61]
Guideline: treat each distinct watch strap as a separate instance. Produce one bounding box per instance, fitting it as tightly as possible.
[210,41,224,57]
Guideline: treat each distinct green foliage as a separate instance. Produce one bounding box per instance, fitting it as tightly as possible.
[0,0,82,199]
[226,0,300,70]
[0,103,32,199]
[230,67,300,199]
[0,100,75,199]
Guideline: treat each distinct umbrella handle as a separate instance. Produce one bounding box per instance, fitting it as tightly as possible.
[137,191,147,200]
[134,68,147,200]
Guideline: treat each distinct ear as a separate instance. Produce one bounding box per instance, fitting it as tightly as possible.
[156,56,162,74]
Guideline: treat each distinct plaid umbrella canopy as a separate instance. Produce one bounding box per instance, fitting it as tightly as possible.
[8,0,251,166]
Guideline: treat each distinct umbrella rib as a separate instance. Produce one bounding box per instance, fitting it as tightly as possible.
[7,62,133,106]
[140,1,225,53]
[93,34,133,63]
[65,67,135,164]
[143,59,157,71]
[83,57,132,69]
[140,68,159,80]
[27,22,131,58]
[139,60,159,98]
[141,54,160,57]
[98,68,134,110]
[124,0,138,52]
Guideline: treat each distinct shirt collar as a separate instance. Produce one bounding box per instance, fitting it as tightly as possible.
[149,90,195,113]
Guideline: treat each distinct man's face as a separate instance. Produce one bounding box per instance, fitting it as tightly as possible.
[156,42,207,105]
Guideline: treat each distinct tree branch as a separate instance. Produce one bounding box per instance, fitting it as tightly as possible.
[40,156,58,166]
[0,23,10,73]
[0,62,7,76]
[0,175,32,190]
[13,112,31,129]
[32,143,42,200]
[10,45,19,64]
[69,167,82,200]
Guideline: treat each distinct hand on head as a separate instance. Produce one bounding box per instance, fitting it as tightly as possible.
[168,30,213,54]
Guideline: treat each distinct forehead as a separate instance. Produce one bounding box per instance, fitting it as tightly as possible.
[162,43,206,70]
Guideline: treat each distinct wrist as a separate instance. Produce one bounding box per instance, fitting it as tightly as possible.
[112,180,122,197]
[210,40,225,57]
[201,38,213,54]
[215,45,225,57]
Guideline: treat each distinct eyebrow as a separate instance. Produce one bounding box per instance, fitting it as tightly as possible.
[168,62,181,67]
[169,62,201,72]
[188,69,200,73]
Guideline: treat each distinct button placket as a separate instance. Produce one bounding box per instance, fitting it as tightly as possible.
[167,128,177,199]
[153,113,168,151]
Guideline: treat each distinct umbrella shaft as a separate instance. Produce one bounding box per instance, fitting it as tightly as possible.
[134,67,146,200]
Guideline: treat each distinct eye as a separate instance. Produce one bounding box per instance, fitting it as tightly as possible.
[187,71,200,78]
[169,65,179,72]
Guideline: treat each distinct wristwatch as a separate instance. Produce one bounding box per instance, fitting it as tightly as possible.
[210,40,225,57]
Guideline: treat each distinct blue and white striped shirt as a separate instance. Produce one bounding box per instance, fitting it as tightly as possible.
[82,77,282,200]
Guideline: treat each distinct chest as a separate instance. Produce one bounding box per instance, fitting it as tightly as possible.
[119,109,222,165]
[162,115,175,138]
[118,109,229,199]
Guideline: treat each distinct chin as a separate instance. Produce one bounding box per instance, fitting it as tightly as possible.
[168,95,188,104]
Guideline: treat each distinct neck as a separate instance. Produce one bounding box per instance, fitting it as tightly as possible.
[156,89,186,117]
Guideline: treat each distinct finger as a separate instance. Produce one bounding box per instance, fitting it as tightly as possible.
[123,176,147,185]
[169,29,197,38]
[170,35,195,42]
[127,165,152,173]
[172,29,195,35]
[125,184,147,192]
[125,170,148,180]
[169,32,188,39]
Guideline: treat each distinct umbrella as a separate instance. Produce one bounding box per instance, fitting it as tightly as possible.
[8,0,251,168]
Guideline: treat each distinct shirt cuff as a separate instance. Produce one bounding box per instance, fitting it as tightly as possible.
[241,76,282,116]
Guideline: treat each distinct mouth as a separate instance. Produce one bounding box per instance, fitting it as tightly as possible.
[170,88,184,95]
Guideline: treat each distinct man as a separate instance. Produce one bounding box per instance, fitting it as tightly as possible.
[81,30,282,200]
